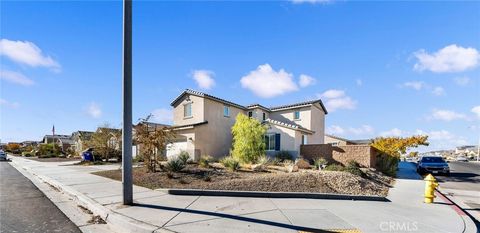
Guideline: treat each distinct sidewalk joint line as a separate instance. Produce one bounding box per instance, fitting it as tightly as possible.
[160,195,202,228]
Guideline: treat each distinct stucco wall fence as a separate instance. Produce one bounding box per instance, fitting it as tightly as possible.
[300,144,377,168]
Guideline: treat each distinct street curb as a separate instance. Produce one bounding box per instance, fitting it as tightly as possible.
[162,188,389,202]
[435,189,479,233]
[9,159,163,233]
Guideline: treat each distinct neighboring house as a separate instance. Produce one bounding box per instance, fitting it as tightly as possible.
[41,134,74,152]
[167,89,327,160]
[133,121,173,158]
[21,141,39,147]
[71,131,94,156]
[324,134,373,146]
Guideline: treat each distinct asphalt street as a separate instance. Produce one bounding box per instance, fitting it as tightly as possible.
[435,161,480,224]
[0,161,80,233]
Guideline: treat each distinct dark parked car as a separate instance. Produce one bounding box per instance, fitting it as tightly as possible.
[417,156,450,176]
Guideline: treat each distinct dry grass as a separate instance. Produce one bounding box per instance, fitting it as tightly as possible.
[92,164,393,196]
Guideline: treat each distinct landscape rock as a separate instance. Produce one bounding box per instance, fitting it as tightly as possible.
[295,158,311,169]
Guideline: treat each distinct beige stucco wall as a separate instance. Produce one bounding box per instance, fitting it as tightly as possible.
[247,108,269,121]
[172,94,205,126]
[309,103,325,144]
[195,99,245,159]
[265,124,303,157]
[324,135,348,146]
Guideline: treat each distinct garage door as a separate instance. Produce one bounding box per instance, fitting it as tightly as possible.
[166,142,187,159]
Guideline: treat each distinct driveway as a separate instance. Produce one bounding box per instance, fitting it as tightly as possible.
[0,161,81,233]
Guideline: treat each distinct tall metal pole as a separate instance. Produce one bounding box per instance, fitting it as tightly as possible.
[122,0,133,205]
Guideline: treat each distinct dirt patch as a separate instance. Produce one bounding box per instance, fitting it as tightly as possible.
[93,164,393,196]
[87,215,106,224]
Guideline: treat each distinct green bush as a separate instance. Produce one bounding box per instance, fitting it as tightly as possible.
[178,151,190,164]
[166,158,185,172]
[275,151,293,162]
[37,143,62,158]
[344,161,365,177]
[220,156,241,172]
[256,155,270,166]
[376,153,398,177]
[314,158,328,169]
[199,155,212,168]
[22,151,35,157]
[231,114,267,163]
[324,164,344,171]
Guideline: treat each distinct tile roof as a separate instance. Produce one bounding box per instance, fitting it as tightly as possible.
[270,99,328,114]
[171,89,328,114]
[264,119,314,134]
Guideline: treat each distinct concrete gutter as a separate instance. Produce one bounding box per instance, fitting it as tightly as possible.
[10,159,168,233]
[435,189,478,233]
[161,188,389,202]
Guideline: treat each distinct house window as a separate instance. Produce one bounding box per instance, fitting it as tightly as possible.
[223,106,230,117]
[294,111,300,120]
[248,111,253,118]
[265,133,280,151]
[302,135,308,145]
[262,112,266,121]
[184,103,192,118]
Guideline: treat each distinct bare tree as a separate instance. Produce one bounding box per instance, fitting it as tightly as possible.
[134,115,176,172]
[86,123,121,162]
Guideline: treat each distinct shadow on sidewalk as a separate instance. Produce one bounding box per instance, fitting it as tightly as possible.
[395,162,422,180]
[133,203,338,233]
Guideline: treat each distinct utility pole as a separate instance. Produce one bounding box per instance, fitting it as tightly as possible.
[122,0,133,205]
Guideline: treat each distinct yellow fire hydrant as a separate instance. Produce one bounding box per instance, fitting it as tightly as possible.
[424,174,438,204]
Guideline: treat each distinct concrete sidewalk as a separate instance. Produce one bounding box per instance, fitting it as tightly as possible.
[9,157,475,233]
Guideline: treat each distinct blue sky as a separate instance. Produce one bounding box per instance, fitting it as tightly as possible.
[1,1,479,151]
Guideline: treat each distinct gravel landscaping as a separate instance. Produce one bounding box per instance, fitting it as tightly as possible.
[92,163,393,196]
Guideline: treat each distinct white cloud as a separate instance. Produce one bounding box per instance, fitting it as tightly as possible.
[380,128,404,137]
[0,69,34,86]
[431,86,445,96]
[0,39,61,72]
[431,109,466,121]
[291,0,332,4]
[472,106,480,119]
[326,125,345,135]
[402,81,425,90]
[413,44,479,73]
[321,89,345,99]
[192,70,215,90]
[319,89,357,112]
[240,64,298,98]
[86,102,102,118]
[453,76,470,86]
[356,79,363,86]
[328,125,375,136]
[151,108,173,124]
[298,74,316,87]
[0,98,20,109]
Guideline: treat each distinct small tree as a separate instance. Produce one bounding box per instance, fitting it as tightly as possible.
[372,135,429,176]
[231,114,267,163]
[135,115,176,172]
[85,123,121,162]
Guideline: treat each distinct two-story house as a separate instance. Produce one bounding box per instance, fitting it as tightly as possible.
[167,89,328,160]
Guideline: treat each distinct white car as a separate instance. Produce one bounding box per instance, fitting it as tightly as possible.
[0,150,7,161]
[456,156,468,162]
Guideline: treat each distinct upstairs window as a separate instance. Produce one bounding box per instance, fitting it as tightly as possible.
[248,111,253,118]
[184,103,192,118]
[224,106,230,117]
[294,111,300,120]
[262,112,266,121]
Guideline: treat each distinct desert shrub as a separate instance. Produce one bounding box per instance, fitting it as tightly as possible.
[314,158,328,169]
[178,151,190,164]
[199,155,212,168]
[376,153,399,177]
[37,144,62,158]
[275,150,293,162]
[165,158,185,172]
[220,156,241,171]
[344,161,365,177]
[203,172,212,182]
[22,151,34,157]
[256,155,270,166]
[324,164,344,171]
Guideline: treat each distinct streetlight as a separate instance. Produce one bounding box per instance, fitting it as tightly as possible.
[122,0,133,205]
